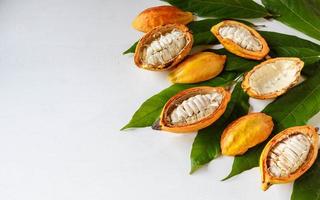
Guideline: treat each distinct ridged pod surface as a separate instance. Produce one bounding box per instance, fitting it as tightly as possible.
[134,24,193,71]
[211,20,269,60]
[168,52,226,84]
[152,87,231,133]
[260,125,319,191]
[221,113,274,156]
[242,57,304,99]
[132,6,193,33]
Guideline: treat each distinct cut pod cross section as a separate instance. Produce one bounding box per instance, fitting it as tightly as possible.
[242,57,304,99]
[153,86,230,133]
[134,24,193,71]
[169,92,223,126]
[267,133,312,178]
[260,125,319,191]
[219,25,262,52]
[143,29,186,66]
[211,20,269,60]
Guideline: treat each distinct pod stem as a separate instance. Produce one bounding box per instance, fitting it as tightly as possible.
[152,119,162,130]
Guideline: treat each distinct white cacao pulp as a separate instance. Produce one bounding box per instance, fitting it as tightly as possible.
[142,29,186,66]
[267,133,312,177]
[248,59,301,95]
[169,92,223,125]
[219,25,262,52]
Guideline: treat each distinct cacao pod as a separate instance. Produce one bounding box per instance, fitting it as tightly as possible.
[153,86,231,133]
[242,57,304,99]
[221,113,274,156]
[211,20,269,60]
[168,52,226,84]
[260,125,319,191]
[134,24,193,71]
[132,6,193,32]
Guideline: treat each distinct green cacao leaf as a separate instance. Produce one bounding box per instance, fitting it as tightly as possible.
[291,155,320,200]
[260,31,320,66]
[121,72,238,130]
[188,19,220,46]
[190,82,249,173]
[163,0,271,18]
[262,0,320,41]
[302,61,320,77]
[224,66,320,180]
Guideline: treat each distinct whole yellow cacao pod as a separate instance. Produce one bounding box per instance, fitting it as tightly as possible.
[132,6,193,33]
[168,52,226,84]
[221,113,274,156]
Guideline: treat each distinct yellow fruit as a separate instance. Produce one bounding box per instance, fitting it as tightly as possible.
[168,52,226,84]
[221,113,274,156]
[132,6,193,33]
[260,125,319,191]
[211,20,269,60]
[152,87,231,133]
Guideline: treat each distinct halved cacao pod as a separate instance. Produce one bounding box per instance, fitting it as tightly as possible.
[221,113,274,156]
[132,6,193,33]
[168,52,226,84]
[153,86,231,133]
[134,24,193,71]
[211,20,269,60]
[242,57,304,99]
[260,125,319,191]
